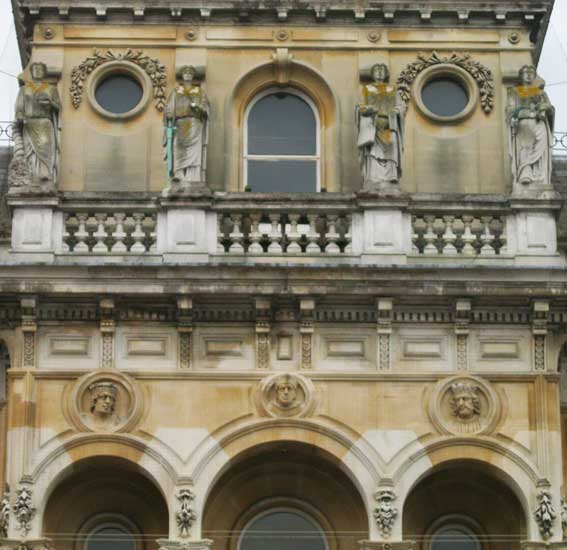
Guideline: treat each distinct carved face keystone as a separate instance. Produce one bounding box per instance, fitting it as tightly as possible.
[93,390,116,416]
[276,381,297,407]
[449,384,481,421]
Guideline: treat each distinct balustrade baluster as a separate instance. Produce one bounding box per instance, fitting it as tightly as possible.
[442,216,458,255]
[423,215,438,255]
[111,213,128,253]
[461,216,476,256]
[325,214,340,254]
[74,213,90,253]
[267,214,283,254]
[287,214,302,254]
[229,214,245,253]
[130,213,146,253]
[248,213,263,254]
[344,214,353,254]
[92,213,109,253]
[62,214,71,253]
[480,216,496,256]
[499,218,507,255]
[306,214,321,254]
[411,216,420,254]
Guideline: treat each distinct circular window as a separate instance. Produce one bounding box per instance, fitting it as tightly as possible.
[430,523,481,550]
[95,75,143,115]
[238,509,327,550]
[414,64,479,123]
[421,78,469,118]
[86,523,136,550]
[87,61,152,120]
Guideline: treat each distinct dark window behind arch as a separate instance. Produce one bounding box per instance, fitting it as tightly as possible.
[245,90,319,192]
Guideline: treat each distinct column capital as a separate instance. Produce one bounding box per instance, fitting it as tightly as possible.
[157,540,213,550]
[359,541,416,550]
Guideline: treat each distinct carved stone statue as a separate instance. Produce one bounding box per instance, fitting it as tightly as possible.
[356,63,405,191]
[507,65,554,190]
[0,490,9,538]
[9,62,61,192]
[275,375,299,409]
[163,65,209,191]
[449,382,481,421]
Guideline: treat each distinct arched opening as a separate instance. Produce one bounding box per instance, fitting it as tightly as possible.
[403,461,527,550]
[43,456,169,550]
[202,440,368,550]
[0,340,10,496]
[244,88,320,192]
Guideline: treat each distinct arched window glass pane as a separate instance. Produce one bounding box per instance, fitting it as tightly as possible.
[247,160,317,193]
[95,75,143,114]
[87,526,136,550]
[239,510,327,550]
[431,526,479,550]
[248,93,316,156]
[421,78,469,117]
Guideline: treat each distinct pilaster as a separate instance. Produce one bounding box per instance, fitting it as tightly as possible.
[377,298,393,371]
[177,297,193,369]
[299,298,315,370]
[99,298,116,369]
[254,297,272,370]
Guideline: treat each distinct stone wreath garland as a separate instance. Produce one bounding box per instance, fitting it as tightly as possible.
[70,48,167,111]
[396,51,495,114]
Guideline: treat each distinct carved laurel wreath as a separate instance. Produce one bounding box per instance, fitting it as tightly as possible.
[396,51,494,114]
[70,48,167,111]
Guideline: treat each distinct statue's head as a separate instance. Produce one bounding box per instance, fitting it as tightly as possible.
[449,382,481,420]
[274,375,299,408]
[371,63,390,84]
[89,382,118,416]
[179,65,197,84]
[30,62,47,81]
[519,65,537,85]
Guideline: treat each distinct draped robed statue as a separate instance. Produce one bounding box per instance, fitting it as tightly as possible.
[9,61,61,191]
[163,65,209,191]
[356,63,405,192]
[507,64,554,190]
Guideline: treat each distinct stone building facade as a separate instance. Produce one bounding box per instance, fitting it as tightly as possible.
[1,1,567,550]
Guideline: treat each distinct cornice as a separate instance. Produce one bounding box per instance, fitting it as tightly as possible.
[13,0,554,64]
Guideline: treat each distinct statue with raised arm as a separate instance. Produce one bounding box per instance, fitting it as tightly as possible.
[507,65,554,190]
[356,63,405,191]
[9,62,61,191]
[163,65,209,190]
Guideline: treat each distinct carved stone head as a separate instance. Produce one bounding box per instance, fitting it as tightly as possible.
[449,382,481,420]
[371,63,390,84]
[275,375,299,408]
[519,64,537,86]
[89,382,118,416]
[30,62,48,81]
[179,65,197,84]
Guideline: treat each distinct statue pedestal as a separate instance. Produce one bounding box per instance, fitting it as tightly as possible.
[157,539,214,550]
[359,541,416,550]
[162,182,211,197]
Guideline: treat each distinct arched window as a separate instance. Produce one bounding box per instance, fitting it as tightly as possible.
[83,515,139,550]
[238,508,328,550]
[244,89,320,192]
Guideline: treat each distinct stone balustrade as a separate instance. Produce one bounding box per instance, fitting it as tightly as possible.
[6,193,564,267]
[62,211,157,254]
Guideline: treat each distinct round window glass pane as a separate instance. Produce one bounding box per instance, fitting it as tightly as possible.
[87,526,136,550]
[239,510,327,550]
[421,78,469,117]
[431,526,479,550]
[248,93,317,156]
[95,74,143,114]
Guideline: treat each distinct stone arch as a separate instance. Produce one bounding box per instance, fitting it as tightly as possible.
[201,440,369,550]
[191,419,381,539]
[225,56,340,192]
[393,440,538,541]
[32,435,176,539]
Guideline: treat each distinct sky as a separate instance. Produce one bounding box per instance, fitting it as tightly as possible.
[0,2,566,128]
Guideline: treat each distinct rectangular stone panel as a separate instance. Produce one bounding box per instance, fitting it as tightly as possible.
[126,337,168,356]
[49,337,90,356]
[479,341,519,359]
[64,26,177,39]
[204,338,243,357]
[388,30,499,42]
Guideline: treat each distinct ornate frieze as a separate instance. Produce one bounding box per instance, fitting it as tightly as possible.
[70,49,166,111]
[377,299,393,371]
[428,375,500,436]
[20,298,37,369]
[0,490,9,538]
[13,486,34,536]
[255,298,272,370]
[256,373,316,418]
[532,301,549,371]
[396,51,494,114]
[535,489,556,540]
[373,489,397,539]
[299,299,315,370]
[454,300,472,371]
[99,299,115,369]
[177,297,194,369]
[176,489,197,538]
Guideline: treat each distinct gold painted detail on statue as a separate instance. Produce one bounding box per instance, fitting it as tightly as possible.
[361,84,396,144]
